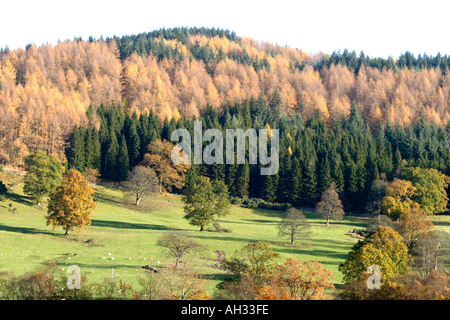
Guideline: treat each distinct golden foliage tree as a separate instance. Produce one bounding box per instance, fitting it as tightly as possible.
[141,139,190,192]
[255,258,335,300]
[339,226,411,283]
[381,178,419,221]
[46,169,96,236]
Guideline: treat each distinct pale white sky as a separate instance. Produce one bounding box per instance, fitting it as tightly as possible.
[1,0,449,58]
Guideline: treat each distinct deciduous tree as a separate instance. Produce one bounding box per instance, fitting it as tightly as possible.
[142,139,190,192]
[255,258,335,300]
[221,241,280,286]
[339,226,411,283]
[23,150,65,206]
[277,208,312,245]
[182,176,230,231]
[157,233,206,268]
[126,165,158,205]
[46,169,96,236]
[315,182,345,227]
[400,167,450,215]
[381,178,419,221]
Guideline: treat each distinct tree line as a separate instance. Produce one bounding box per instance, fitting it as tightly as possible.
[313,49,450,75]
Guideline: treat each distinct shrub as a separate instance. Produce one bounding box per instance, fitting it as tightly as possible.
[0,263,93,300]
[235,197,291,211]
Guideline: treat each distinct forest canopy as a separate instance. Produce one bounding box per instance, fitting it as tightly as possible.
[1,27,450,168]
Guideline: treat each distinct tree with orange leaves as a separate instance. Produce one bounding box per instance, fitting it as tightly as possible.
[141,139,190,192]
[46,169,96,236]
[396,206,434,251]
[255,258,335,300]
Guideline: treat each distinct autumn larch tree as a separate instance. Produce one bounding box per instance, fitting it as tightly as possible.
[23,150,65,206]
[182,176,230,231]
[277,208,312,245]
[46,169,97,236]
[126,165,158,205]
[315,182,345,227]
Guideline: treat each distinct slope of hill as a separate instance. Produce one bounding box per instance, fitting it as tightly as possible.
[0,171,368,293]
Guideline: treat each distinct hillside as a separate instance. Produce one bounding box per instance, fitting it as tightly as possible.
[1,27,450,166]
[0,171,367,294]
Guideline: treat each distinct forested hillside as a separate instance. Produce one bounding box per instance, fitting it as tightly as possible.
[1,27,450,167]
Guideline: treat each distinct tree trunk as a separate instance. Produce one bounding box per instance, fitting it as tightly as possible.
[65,228,69,236]
[291,233,294,245]
[326,217,330,227]
[136,194,141,206]
[200,225,204,232]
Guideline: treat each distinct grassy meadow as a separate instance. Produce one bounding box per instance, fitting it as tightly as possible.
[0,172,449,295]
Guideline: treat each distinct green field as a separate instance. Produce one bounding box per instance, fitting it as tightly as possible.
[1,172,449,296]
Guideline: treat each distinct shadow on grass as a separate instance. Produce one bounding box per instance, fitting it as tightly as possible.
[432,219,450,227]
[191,234,264,245]
[0,224,55,236]
[304,214,368,228]
[72,262,144,270]
[4,192,35,206]
[274,246,349,261]
[91,219,183,231]
[198,273,228,282]
[223,219,277,226]
[93,192,123,205]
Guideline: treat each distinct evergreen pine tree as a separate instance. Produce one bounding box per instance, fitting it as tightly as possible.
[278,155,293,203]
[67,126,86,171]
[290,157,303,206]
[161,117,171,141]
[84,128,94,169]
[91,128,102,171]
[235,161,250,198]
[317,154,332,195]
[104,130,119,180]
[393,146,403,174]
[241,100,252,129]
[127,123,141,167]
[331,154,345,192]
[301,157,318,205]
[269,89,284,125]
[225,162,237,196]
[344,160,358,203]
[117,135,130,181]
[262,171,278,203]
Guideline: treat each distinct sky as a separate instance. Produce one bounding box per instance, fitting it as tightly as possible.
[1,0,449,58]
